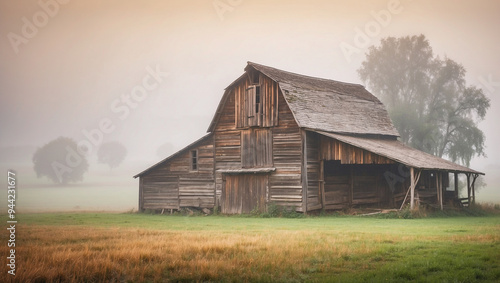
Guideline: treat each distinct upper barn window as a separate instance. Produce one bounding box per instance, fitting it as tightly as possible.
[190,150,198,171]
[246,85,262,126]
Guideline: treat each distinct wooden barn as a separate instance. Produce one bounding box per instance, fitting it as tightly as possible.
[134,62,483,214]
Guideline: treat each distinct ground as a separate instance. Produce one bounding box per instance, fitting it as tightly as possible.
[1,213,499,282]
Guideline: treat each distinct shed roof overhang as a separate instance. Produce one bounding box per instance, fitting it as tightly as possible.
[314,130,484,175]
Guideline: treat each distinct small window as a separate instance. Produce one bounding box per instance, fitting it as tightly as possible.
[244,85,263,127]
[255,86,260,113]
[190,150,198,171]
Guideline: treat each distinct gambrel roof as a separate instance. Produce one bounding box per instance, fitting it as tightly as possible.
[209,62,399,137]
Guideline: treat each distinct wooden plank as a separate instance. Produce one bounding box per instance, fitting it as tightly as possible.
[301,129,308,213]
[466,173,471,205]
[472,174,477,204]
[139,177,144,212]
[410,167,415,210]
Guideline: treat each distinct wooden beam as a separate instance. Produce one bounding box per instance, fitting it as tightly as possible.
[454,172,459,199]
[410,167,415,210]
[301,130,308,214]
[471,174,478,204]
[438,172,443,211]
[409,168,422,210]
[320,160,325,209]
[466,173,471,205]
[435,171,440,208]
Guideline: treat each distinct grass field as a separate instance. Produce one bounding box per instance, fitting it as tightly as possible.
[1,213,500,282]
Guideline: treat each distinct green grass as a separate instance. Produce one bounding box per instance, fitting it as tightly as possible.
[2,213,499,282]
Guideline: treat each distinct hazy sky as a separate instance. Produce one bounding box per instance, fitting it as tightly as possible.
[1,1,499,188]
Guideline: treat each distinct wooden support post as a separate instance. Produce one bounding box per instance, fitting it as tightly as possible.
[435,171,440,208]
[435,171,443,210]
[454,172,459,199]
[410,167,415,210]
[438,172,443,211]
[349,165,354,207]
[471,174,478,204]
[466,174,471,205]
[320,160,325,209]
[301,130,308,214]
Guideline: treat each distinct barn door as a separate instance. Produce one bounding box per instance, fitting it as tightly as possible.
[221,174,268,214]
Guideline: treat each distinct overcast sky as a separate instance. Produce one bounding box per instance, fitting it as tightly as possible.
[1,0,499,199]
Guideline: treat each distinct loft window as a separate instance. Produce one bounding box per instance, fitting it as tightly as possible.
[246,85,261,119]
[255,86,260,113]
[190,150,198,171]
[242,84,264,127]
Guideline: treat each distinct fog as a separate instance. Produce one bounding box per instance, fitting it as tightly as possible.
[1,0,499,211]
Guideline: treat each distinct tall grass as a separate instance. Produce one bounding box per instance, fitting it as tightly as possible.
[1,213,499,282]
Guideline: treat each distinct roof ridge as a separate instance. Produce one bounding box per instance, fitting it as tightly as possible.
[247,61,365,88]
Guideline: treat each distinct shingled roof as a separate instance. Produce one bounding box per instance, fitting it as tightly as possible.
[213,62,399,137]
[316,131,483,174]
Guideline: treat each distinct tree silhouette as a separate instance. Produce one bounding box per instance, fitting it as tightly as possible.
[97,141,127,169]
[358,35,490,166]
[33,137,89,184]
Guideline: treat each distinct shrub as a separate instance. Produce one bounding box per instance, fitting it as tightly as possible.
[249,202,304,218]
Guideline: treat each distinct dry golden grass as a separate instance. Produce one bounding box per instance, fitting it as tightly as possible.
[1,214,499,282]
[2,225,379,282]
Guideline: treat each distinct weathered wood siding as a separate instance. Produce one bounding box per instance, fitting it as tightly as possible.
[320,136,395,164]
[141,166,179,210]
[139,136,215,211]
[323,162,393,209]
[269,88,303,210]
[222,174,268,214]
[306,131,321,211]
[319,136,397,209]
[241,128,273,168]
[214,130,241,202]
[214,72,303,211]
[215,90,236,132]
[234,74,278,128]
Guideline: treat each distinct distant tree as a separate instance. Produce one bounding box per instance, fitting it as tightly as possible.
[33,137,89,184]
[358,35,490,166]
[97,141,127,169]
[156,142,174,158]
